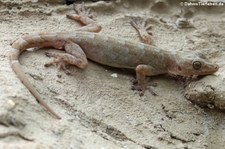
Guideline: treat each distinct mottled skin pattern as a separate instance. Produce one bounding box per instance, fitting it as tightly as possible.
[9,4,219,119]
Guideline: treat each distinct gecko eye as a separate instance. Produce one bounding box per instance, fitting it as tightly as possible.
[193,61,201,70]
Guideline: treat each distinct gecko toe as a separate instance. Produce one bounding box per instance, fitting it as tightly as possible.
[45,51,53,57]
[65,69,71,75]
[147,87,157,96]
[130,18,153,45]
[131,80,158,96]
[131,85,145,96]
[132,79,138,85]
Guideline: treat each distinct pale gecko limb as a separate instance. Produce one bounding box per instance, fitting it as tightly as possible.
[10,41,88,119]
[46,3,98,76]
[133,65,164,96]
[131,19,157,95]
[130,19,152,45]
[45,41,88,77]
[66,3,101,33]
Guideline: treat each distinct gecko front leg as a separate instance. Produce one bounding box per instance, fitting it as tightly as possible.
[130,19,159,95]
[133,65,165,96]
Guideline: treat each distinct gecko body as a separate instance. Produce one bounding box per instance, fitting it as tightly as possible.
[12,32,218,74]
[10,32,219,119]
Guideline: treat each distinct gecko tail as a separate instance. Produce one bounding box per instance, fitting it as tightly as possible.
[10,57,61,119]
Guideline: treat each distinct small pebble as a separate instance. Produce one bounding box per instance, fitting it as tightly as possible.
[111,73,118,78]
[176,18,194,29]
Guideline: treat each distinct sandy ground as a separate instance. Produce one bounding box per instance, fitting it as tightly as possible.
[1,0,225,148]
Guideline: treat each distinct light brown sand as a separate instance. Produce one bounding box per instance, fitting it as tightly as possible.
[0,0,225,148]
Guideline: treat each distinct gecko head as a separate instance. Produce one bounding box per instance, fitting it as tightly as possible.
[168,51,219,77]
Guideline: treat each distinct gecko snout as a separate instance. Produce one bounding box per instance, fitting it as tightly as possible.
[208,63,219,74]
[200,63,219,75]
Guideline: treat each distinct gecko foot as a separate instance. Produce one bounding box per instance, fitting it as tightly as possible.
[130,18,153,45]
[131,79,158,96]
[44,52,71,77]
[73,2,93,18]
[66,2,101,33]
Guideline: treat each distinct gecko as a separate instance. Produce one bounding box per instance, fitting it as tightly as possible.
[9,3,219,119]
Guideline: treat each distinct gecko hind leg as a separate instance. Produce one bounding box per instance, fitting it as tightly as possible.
[130,19,153,45]
[45,41,88,78]
[44,53,71,77]
[66,2,101,33]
